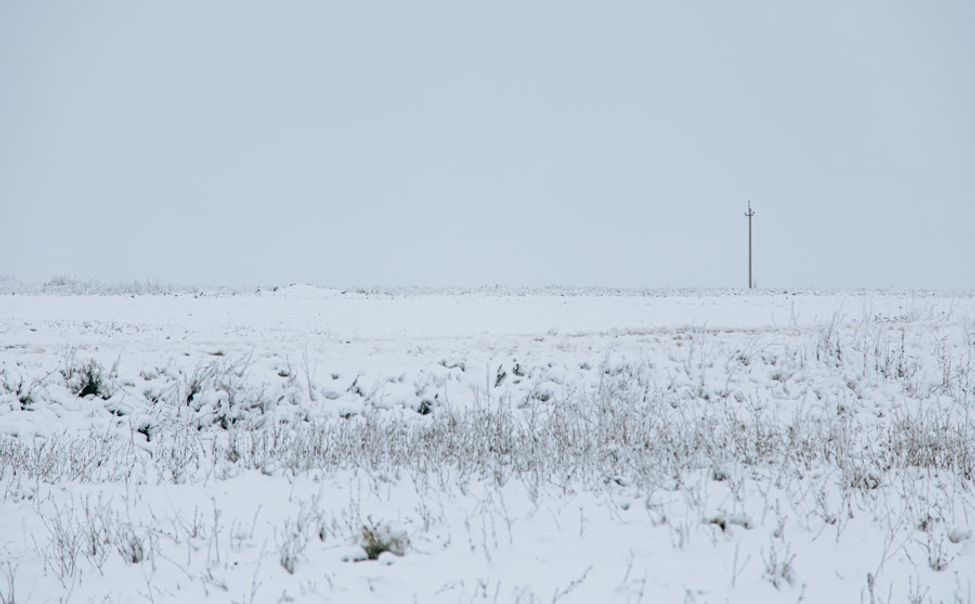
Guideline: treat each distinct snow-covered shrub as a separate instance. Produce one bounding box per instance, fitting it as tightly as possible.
[360,522,408,560]
[0,368,37,409]
[62,358,113,399]
[114,525,147,564]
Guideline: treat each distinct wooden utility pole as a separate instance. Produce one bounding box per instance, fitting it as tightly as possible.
[745,201,755,289]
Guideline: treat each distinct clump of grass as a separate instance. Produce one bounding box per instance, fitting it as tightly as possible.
[116,530,145,564]
[1,371,35,409]
[62,357,113,400]
[360,522,408,560]
[76,361,108,399]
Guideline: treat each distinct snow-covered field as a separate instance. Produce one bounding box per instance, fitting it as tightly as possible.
[1,286,973,603]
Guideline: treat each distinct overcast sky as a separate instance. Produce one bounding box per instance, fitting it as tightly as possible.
[1,0,972,289]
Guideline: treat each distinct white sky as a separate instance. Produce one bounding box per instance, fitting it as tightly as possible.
[1,0,973,288]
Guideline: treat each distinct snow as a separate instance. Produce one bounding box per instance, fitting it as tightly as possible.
[0,287,973,603]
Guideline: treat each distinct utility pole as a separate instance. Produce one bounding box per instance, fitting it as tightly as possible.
[745,201,755,289]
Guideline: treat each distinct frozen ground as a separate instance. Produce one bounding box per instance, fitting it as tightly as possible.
[0,285,973,603]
